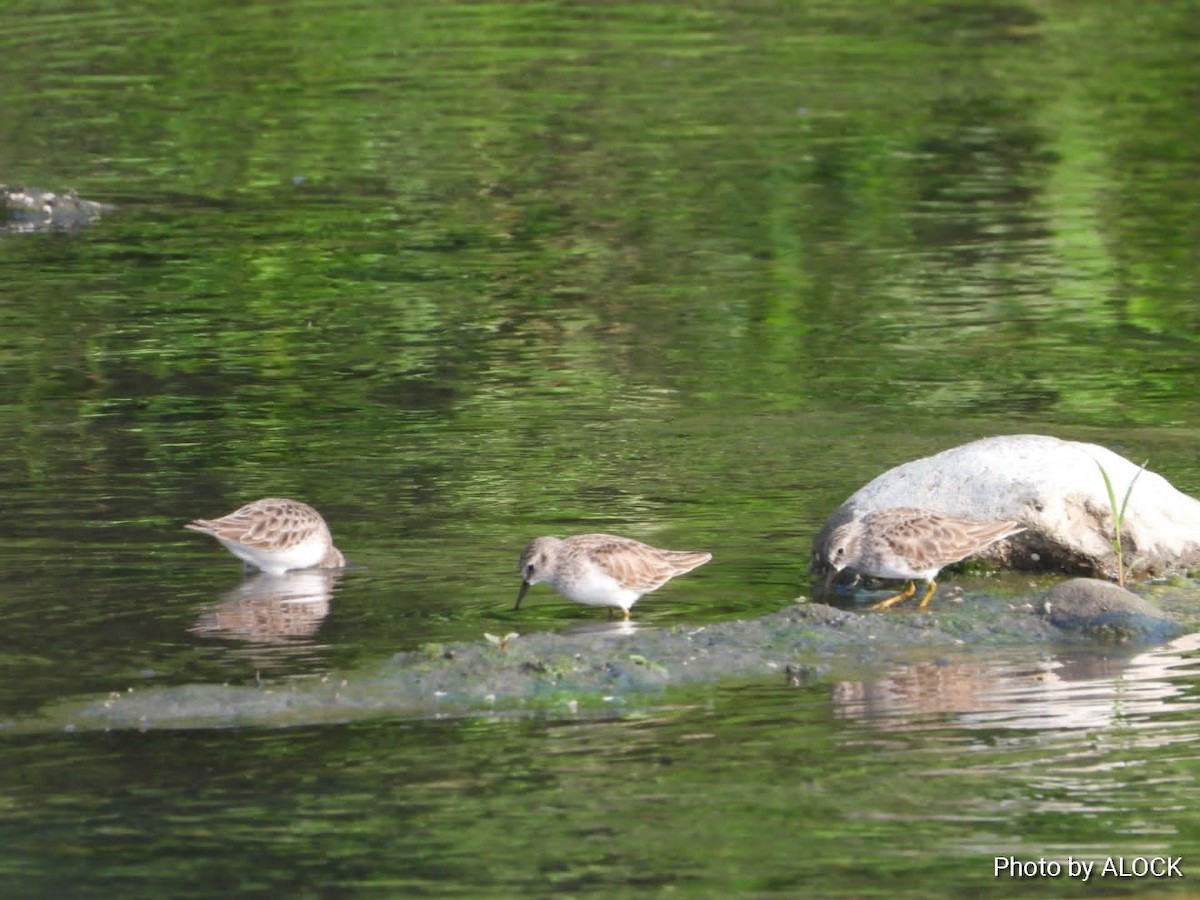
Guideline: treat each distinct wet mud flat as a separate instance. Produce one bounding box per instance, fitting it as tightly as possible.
[15,576,1198,733]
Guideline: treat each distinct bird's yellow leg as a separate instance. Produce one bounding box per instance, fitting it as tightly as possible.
[622,608,632,621]
[916,580,939,609]
[870,581,916,611]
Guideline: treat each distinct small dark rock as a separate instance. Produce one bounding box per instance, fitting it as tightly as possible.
[597,662,620,678]
[1042,578,1182,643]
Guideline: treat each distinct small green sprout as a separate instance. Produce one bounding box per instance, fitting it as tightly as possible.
[485,632,520,652]
[1096,459,1147,588]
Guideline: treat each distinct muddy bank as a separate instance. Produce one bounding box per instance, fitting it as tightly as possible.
[11,576,1197,733]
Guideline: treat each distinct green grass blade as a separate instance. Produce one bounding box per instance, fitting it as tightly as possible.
[1118,461,1148,521]
[1096,461,1119,526]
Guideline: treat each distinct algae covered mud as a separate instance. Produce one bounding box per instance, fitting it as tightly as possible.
[20,574,1195,732]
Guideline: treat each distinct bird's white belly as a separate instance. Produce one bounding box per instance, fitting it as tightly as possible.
[869,561,939,581]
[218,533,327,575]
[553,571,638,610]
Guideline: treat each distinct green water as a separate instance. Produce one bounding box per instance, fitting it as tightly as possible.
[2,0,1199,895]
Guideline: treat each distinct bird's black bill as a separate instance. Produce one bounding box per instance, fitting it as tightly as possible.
[820,564,840,602]
[514,580,531,610]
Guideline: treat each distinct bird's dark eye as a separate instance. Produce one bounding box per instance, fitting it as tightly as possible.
[524,563,535,578]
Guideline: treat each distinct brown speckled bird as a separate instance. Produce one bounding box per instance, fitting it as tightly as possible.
[186,497,344,575]
[515,534,711,619]
[817,507,1024,610]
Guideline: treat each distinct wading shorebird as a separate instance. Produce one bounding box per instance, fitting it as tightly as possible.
[186,497,345,575]
[514,533,712,620]
[816,507,1025,610]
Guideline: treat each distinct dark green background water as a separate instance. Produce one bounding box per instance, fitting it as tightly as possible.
[2,0,1199,895]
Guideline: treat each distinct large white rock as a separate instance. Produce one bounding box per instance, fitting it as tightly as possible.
[813,434,1200,579]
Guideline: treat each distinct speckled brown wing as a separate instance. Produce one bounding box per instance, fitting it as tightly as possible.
[186,498,321,551]
[586,536,712,594]
[878,509,1023,569]
[948,517,1026,560]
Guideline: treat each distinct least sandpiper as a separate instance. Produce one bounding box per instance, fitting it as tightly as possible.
[817,507,1024,610]
[514,534,712,620]
[185,497,345,575]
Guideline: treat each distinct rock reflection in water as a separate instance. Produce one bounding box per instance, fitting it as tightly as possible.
[189,570,341,669]
[830,632,1200,733]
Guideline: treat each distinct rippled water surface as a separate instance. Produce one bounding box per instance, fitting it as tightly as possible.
[2,0,1200,895]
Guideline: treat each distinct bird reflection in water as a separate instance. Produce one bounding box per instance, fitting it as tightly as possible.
[189,569,342,671]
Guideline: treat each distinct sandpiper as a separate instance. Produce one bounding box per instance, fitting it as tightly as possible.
[514,533,712,620]
[816,507,1024,610]
[185,497,345,575]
